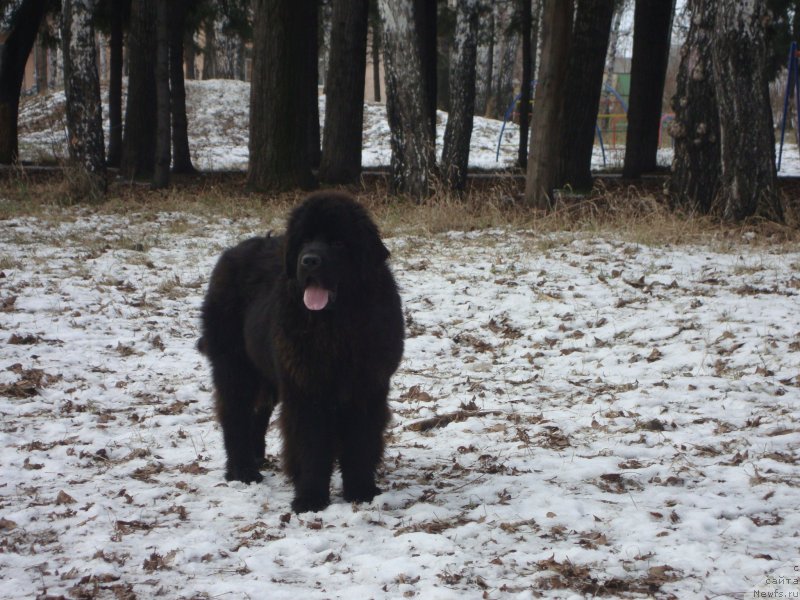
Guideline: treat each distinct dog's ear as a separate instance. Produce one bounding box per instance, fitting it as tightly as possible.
[358,213,390,274]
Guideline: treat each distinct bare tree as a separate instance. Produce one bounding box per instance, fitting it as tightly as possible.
[319,0,369,184]
[105,0,125,167]
[0,0,50,164]
[378,0,435,199]
[524,0,572,208]
[441,0,480,191]
[560,0,615,190]
[169,0,195,174]
[61,0,106,197]
[152,0,170,189]
[713,0,782,221]
[121,0,157,179]
[669,0,719,213]
[622,0,675,178]
[517,0,541,169]
[248,0,317,191]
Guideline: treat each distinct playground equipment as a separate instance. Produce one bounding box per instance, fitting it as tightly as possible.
[495,82,629,164]
[778,41,800,172]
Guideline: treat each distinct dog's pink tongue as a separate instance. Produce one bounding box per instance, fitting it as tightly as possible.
[303,286,329,311]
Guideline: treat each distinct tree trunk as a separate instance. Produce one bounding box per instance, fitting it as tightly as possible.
[491,2,520,120]
[517,0,533,169]
[441,0,480,191]
[378,0,436,199]
[35,28,48,94]
[121,0,157,179]
[524,0,572,208]
[152,0,170,189]
[414,0,437,140]
[319,0,369,184]
[247,0,316,191]
[668,0,719,213]
[169,0,195,174]
[106,4,123,167]
[474,7,494,115]
[713,0,782,222]
[306,4,321,169]
[203,17,217,79]
[560,0,615,190]
[0,0,48,164]
[622,0,675,178]
[184,30,196,80]
[62,0,107,198]
[370,16,381,102]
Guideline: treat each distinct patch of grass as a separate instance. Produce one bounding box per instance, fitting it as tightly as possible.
[2,171,799,250]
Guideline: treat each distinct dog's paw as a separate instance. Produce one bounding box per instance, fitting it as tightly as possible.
[225,464,264,484]
[291,493,330,513]
[343,484,381,504]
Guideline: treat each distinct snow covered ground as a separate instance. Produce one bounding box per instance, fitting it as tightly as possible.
[16,78,800,176]
[3,80,800,598]
[1,209,799,599]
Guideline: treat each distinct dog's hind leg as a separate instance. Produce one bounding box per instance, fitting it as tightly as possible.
[251,383,277,468]
[212,356,265,484]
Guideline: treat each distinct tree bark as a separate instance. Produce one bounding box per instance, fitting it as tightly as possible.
[184,29,196,80]
[622,0,675,178]
[668,0,719,213]
[62,0,107,197]
[370,15,381,102]
[106,3,123,167]
[491,2,520,120]
[121,0,157,179]
[319,0,369,184]
[247,0,316,191]
[306,4,321,169]
[0,0,49,164]
[524,0,572,208]
[414,0,437,140]
[441,0,480,191]
[35,27,48,94]
[474,7,494,115]
[152,0,170,189]
[713,0,782,222]
[378,0,436,199]
[169,0,195,173]
[203,17,217,79]
[517,0,533,169]
[560,0,615,190]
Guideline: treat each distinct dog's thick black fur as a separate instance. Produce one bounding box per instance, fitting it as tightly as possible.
[200,192,404,513]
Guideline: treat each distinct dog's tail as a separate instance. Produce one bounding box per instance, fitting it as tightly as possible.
[196,336,208,355]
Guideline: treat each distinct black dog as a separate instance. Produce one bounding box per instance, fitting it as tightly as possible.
[200,192,404,513]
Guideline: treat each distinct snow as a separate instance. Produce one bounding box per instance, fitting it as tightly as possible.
[17,78,800,175]
[3,79,800,599]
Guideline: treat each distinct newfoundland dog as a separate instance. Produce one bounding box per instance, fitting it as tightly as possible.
[200,192,404,513]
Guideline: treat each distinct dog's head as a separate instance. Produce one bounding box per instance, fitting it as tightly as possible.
[284,192,390,311]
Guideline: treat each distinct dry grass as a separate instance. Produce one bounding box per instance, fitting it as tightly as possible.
[1,169,799,250]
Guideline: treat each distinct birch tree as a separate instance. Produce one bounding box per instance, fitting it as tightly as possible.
[378,0,435,199]
[62,0,106,197]
[669,0,719,212]
[713,0,782,221]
